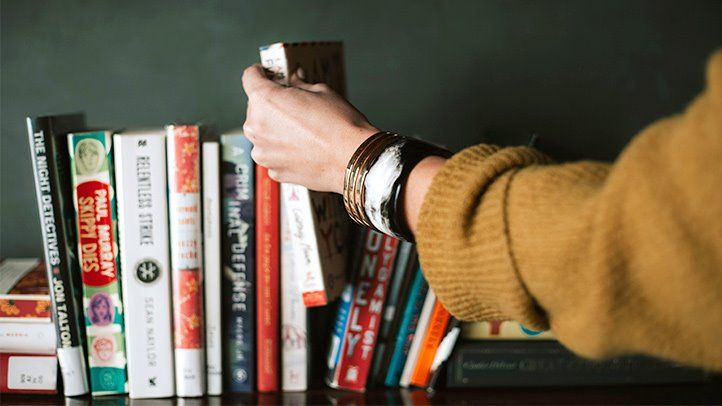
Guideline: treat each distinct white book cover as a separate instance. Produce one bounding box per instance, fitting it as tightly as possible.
[202,141,223,396]
[114,131,175,399]
[166,125,205,397]
[280,185,308,391]
[399,289,437,388]
[260,42,350,307]
[0,322,56,354]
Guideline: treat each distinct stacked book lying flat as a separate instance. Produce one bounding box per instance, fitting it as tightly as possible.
[19,41,709,399]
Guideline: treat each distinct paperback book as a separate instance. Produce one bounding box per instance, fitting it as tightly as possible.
[260,41,350,307]
[68,130,128,395]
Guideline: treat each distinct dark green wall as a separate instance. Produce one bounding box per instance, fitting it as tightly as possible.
[2,0,721,257]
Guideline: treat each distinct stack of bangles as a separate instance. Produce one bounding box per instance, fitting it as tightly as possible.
[343,131,453,242]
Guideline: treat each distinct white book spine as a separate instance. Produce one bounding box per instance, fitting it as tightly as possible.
[280,185,308,391]
[114,132,175,399]
[400,289,437,387]
[202,141,223,396]
[0,322,56,354]
[166,126,205,397]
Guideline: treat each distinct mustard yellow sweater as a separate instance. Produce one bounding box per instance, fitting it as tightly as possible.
[417,50,722,371]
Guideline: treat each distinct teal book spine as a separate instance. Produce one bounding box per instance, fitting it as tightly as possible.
[384,267,428,387]
[68,130,128,395]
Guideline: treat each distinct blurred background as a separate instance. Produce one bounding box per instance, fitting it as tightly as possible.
[2,0,721,257]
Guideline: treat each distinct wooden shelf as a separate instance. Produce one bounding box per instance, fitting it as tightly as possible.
[3,380,722,405]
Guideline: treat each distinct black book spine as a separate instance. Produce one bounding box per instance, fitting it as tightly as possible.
[220,134,255,392]
[27,114,89,396]
[447,340,709,388]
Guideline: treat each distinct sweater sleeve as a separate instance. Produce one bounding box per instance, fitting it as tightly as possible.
[416,50,722,371]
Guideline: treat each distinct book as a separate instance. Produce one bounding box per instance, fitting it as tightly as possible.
[410,299,451,387]
[67,130,128,395]
[446,340,708,387]
[0,258,51,322]
[426,318,461,392]
[384,266,428,387]
[259,41,350,307]
[27,113,90,396]
[114,130,175,399]
[280,190,307,391]
[202,140,222,396]
[369,242,416,386]
[256,164,280,392]
[166,124,205,397]
[461,320,554,340]
[399,289,436,388]
[0,353,58,394]
[327,230,399,392]
[0,322,55,355]
[220,132,255,393]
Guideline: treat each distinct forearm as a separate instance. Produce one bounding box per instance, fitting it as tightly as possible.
[402,156,447,235]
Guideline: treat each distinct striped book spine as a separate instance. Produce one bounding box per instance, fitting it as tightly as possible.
[68,130,128,395]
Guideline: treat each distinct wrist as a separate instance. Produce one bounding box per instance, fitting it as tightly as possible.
[332,124,378,194]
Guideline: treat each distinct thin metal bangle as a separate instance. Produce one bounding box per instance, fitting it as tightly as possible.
[352,135,400,227]
[343,132,394,222]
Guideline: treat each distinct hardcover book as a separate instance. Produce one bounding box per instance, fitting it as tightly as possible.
[256,164,280,392]
[0,353,58,394]
[0,258,51,322]
[220,132,255,393]
[327,230,399,392]
[202,140,223,396]
[27,114,90,396]
[114,130,175,398]
[446,340,708,387]
[166,125,205,397]
[68,130,128,395]
[260,41,351,307]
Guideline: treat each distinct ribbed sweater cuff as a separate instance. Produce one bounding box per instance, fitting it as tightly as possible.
[416,144,551,330]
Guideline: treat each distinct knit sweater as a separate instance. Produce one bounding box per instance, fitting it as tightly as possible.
[416,50,722,371]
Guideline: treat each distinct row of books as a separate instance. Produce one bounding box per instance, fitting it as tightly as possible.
[16,41,709,399]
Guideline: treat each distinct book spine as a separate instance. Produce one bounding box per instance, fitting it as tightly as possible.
[68,131,128,395]
[220,133,255,393]
[331,230,399,392]
[280,187,307,391]
[0,322,56,354]
[114,132,175,399]
[446,341,708,387]
[202,141,222,396]
[0,294,52,322]
[27,116,89,396]
[369,241,415,385]
[256,165,280,392]
[325,282,353,382]
[0,353,58,394]
[461,320,554,340]
[426,318,461,392]
[409,300,451,387]
[384,267,428,387]
[166,125,205,397]
[399,288,436,388]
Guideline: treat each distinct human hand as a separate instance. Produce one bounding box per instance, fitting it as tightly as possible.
[241,64,378,193]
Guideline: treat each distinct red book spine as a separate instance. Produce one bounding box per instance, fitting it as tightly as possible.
[0,353,58,394]
[0,295,51,320]
[334,230,399,392]
[256,166,280,392]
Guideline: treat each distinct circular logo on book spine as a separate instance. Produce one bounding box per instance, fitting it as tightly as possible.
[135,259,161,284]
